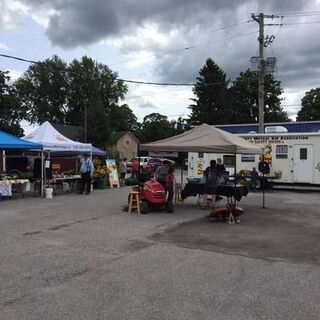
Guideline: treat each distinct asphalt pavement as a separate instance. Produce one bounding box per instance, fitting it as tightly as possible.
[0,187,320,320]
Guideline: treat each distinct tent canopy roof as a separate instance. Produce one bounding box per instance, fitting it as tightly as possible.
[51,146,107,157]
[23,121,92,152]
[0,131,42,150]
[140,123,262,154]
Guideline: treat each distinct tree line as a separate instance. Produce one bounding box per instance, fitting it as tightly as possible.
[0,56,319,146]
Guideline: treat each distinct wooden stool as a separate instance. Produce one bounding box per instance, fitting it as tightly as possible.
[228,212,235,224]
[174,184,182,204]
[128,191,141,214]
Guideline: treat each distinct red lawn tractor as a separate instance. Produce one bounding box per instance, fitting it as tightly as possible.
[131,179,172,213]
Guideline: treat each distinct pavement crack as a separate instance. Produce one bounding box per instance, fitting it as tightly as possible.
[22,231,43,236]
[47,224,70,230]
[1,292,31,307]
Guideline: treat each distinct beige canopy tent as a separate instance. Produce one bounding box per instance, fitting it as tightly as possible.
[140,123,266,208]
[140,123,262,154]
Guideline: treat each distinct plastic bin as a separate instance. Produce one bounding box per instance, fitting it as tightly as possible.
[62,182,70,192]
[45,188,53,199]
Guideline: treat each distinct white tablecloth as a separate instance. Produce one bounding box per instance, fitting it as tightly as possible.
[0,180,30,197]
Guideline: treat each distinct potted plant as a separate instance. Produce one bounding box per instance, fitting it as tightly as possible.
[94,165,110,189]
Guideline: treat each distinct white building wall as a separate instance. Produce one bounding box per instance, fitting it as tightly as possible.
[188,133,320,185]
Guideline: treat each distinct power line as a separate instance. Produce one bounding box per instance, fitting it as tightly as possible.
[282,21,320,25]
[107,30,258,67]
[277,10,320,17]
[95,20,249,61]
[119,79,192,86]
[2,52,320,88]
[0,29,256,69]
[0,53,39,64]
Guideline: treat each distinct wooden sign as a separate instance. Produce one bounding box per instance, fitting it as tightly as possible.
[106,159,120,188]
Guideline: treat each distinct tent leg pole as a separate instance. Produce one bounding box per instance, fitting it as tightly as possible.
[234,153,237,186]
[262,173,266,209]
[41,151,44,198]
[180,155,183,185]
[3,150,6,173]
[138,144,140,183]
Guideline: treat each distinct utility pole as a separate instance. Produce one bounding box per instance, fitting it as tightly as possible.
[251,13,282,133]
[252,13,265,133]
[84,102,87,143]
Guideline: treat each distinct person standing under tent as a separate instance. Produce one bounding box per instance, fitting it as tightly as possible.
[78,154,94,195]
[155,160,169,189]
[120,157,127,186]
[250,167,259,192]
[165,167,176,213]
[202,160,218,209]
[216,157,226,201]
[216,157,226,180]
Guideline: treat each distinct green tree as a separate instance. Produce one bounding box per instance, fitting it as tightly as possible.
[189,58,230,125]
[169,117,190,135]
[138,113,175,143]
[109,104,138,132]
[296,88,320,121]
[15,55,69,124]
[0,71,25,136]
[230,69,289,123]
[15,55,128,147]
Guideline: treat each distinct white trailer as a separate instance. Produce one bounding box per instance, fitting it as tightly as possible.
[188,132,320,187]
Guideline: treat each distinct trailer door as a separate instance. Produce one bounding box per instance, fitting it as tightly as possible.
[293,145,314,183]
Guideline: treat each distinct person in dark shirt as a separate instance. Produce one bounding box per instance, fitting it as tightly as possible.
[155,161,169,189]
[216,157,227,189]
[165,167,175,212]
[202,160,218,208]
[258,156,270,189]
[258,156,270,174]
[216,157,226,177]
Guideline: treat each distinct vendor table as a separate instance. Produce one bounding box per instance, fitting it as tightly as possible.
[182,183,248,224]
[50,175,81,194]
[0,179,30,197]
[181,183,247,202]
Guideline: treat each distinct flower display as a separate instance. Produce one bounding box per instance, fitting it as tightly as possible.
[95,165,110,178]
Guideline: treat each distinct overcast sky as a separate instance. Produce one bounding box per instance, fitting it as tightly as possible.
[1,0,320,133]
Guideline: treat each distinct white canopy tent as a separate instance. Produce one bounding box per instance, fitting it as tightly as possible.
[23,121,92,197]
[140,123,262,154]
[23,121,92,152]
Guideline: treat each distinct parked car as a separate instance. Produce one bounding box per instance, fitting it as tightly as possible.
[5,155,38,179]
[136,156,151,168]
[145,158,163,173]
[160,158,175,165]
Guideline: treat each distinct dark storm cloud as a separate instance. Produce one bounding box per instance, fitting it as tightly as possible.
[21,0,313,48]
[18,0,320,96]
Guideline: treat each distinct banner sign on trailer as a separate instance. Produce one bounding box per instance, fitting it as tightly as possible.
[148,151,178,158]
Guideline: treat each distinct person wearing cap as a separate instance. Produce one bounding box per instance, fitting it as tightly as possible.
[78,154,94,195]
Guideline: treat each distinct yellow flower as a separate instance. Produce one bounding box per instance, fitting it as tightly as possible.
[95,165,110,178]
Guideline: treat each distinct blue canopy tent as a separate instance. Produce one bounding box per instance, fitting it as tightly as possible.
[0,131,42,150]
[50,146,107,157]
[1,130,43,196]
[92,146,107,157]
